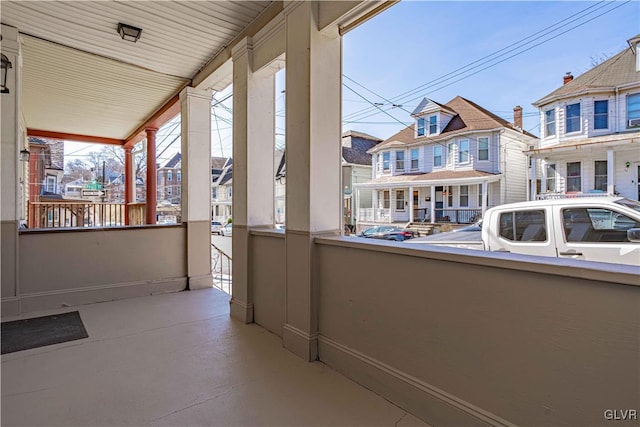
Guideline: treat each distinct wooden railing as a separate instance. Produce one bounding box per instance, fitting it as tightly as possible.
[127,203,146,226]
[28,201,126,229]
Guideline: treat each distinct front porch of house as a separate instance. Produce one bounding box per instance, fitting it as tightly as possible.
[355,178,501,226]
[0,288,428,427]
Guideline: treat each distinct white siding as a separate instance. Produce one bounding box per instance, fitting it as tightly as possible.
[500,133,529,204]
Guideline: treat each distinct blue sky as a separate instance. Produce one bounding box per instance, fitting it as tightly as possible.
[342,0,640,140]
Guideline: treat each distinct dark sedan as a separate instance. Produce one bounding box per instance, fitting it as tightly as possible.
[357,226,415,241]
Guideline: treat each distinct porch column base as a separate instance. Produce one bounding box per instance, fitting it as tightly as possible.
[283,323,318,362]
[230,298,254,324]
[188,274,213,290]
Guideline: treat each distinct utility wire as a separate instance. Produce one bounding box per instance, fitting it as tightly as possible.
[343,0,626,122]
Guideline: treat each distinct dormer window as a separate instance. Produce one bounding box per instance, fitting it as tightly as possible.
[417,118,425,136]
[428,115,437,134]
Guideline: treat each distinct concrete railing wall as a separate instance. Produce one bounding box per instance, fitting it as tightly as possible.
[314,237,639,427]
[250,229,286,337]
[2,225,188,315]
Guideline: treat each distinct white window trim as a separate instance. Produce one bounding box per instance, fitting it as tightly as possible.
[458,139,470,164]
[593,99,609,132]
[416,117,426,137]
[477,136,490,162]
[382,152,391,173]
[428,115,438,135]
[395,150,405,172]
[410,148,419,171]
[395,190,406,211]
[433,145,443,169]
[544,109,556,138]
[565,102,582,135]
[447,142,456,167]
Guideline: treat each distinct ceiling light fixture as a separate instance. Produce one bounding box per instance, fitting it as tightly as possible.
[117,23,142,43]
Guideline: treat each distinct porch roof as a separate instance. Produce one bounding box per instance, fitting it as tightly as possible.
[525,132,640,158]
[354,170,502,189]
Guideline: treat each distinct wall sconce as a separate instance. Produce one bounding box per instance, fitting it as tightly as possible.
[118,23,142,42]
[19,148,30,162]
[625,161,631,169]
[424,197,431,202]
[1,53,12,94]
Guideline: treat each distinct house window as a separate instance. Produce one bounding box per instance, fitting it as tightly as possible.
[447,186,453,207]
[428,115,437,135]
[382,152,390,172]
[447,143,455,166]
[565,103,581,133]
[417,118,425,136]
[410,149,419,170]
[212,188,217,199]
[167,187,172,195]
[167,170,172,181]
[177,171,181,182]
[396,190,405,210]
[382,190,390,209]
[594,160,607,192]
[45,176,57,193]
[396,151,405,171]
[459,185,469,207]
[433,146,443,167]
[228,186,233,198]
[544,109,556,136]
[566,162,581,192]
[478,137,489,161]
[628,93,640,127]
[458,139,469,163]
[594,100,608,130]
[546,164,556,192]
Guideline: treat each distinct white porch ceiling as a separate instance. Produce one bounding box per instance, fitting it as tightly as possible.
[1,0,272,140]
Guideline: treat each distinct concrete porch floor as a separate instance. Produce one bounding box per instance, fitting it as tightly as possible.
[1,289,429,426]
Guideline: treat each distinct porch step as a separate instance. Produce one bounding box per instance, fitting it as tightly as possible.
[405,222,435,236]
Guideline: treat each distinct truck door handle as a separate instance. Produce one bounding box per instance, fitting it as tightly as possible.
[559,251,583,256]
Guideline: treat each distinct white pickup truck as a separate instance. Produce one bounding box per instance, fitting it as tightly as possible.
[408,196,640,266]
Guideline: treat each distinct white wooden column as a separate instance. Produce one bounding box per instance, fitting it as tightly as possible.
[1,24,22,314]
[530,157,537,201]
[430,186,436,224]
[481,181,488,216]
[541,160,548,193]
[372,189,378,222]
[388,187,393,223]
[180,87,213,290]
[409,186,414,223]
[284,1,342,361]
[607,149,615,195]
[231,37,277,323]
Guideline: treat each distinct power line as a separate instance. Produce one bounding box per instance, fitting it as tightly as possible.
[343,0,626,122]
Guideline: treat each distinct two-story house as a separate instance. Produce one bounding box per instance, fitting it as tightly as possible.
[528,34,640,201]
[157,152,181,204]
[356,96,538,226]
[211,157,232,222]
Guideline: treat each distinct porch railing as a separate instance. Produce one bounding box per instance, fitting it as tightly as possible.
[127,203,146,226]
[357,208,391,222]
[211,242,232,295]
[28,201,126,229]
[434,209,482,224]
[413,208,429,222]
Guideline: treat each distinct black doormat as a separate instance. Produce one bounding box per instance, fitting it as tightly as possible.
[1,311,88,355]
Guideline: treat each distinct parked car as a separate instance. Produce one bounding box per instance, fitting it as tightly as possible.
[220,223,233,236]
[211,221,223,234]
[408,197,640,266]
[357,226,415,241]
[481,196,640,265]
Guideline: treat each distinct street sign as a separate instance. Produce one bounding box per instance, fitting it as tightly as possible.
[82,190,105,197]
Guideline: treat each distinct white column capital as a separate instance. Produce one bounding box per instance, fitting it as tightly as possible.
[283,0,309,17]
[232,36,253,60]
[180,86,212,103]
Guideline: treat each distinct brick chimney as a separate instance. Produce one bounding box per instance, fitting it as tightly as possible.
[513,105,523,129]
[563,72,574,85]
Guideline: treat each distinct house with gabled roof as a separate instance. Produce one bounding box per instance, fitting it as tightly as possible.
[355,96,537,226]
[528,34,640,201]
